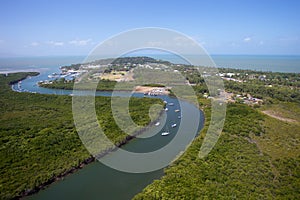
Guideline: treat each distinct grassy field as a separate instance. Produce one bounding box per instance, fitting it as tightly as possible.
[253,103,300,159]
[0,73,163,199]
[260,102,300,123]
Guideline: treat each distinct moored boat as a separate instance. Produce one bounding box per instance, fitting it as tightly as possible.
[161,132,170,136]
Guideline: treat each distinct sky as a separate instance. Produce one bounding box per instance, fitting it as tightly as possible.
[0,0,299,57]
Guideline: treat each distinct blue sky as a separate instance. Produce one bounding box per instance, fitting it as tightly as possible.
[0,0,299,56]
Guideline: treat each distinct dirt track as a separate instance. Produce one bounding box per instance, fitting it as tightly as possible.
[262,110,297,123]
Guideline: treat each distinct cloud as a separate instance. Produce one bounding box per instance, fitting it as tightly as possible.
[47,41,64,46]
[243,37,251,42]
[69,39,92,46]
[30,42,39,46]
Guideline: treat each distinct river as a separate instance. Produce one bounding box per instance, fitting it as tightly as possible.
[12,71,204,200]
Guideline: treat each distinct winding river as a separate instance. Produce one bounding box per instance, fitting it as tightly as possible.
[13,71,204,200]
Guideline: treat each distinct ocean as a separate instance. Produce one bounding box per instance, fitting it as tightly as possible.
[211,55,300,73]
[151,54,300,73]
[0,55,299,74]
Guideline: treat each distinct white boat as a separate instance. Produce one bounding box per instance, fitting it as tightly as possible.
[161,132,170,136]
[168,103,174,106]
[165,108,168,111]
[171,123,177,128]
[155,122,160,126]
[161,126,170,136]
[48,74,59,78]
[175,109,180,112]
[163,100,167,104]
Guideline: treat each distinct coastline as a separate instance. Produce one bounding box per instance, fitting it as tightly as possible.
[7,72,40,85]
[38,84,171,95]
[0,70,40,75]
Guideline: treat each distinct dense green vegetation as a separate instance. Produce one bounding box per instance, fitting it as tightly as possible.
[225,80,300,103]
[40,78,118,91]
[0,73,163,199]
[132,62,300,199]
[219,67,300,88]
[142,83,165,87]
[170,63,300,103]
[2,57,299,199]
[60,56,167,71]
[130,61,300,198]
[134,102,300,199]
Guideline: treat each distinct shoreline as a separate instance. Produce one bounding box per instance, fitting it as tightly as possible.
[11,73,166,199]
[8,72,202,199]
[0,70,40,74]
[18,109,165,199]
[38,84,171,95]
[18,156,95,199]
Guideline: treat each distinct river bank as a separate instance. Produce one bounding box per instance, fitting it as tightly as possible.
[4,72,204,200]
[17,156,95,199]
[6,73,166,199]
[18,110,165,199]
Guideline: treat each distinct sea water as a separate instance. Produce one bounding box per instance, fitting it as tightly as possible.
[1,55,299,74]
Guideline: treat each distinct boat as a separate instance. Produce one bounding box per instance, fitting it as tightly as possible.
[163,100,167,104]
[48,74,59,78]
[171,123,177,128]
[175,109,180,112]
[161,126,170,136]
[165,108,168,111]
[178,115,181,119]
[155,122,160,126]
[161,132,170,136]
[168,103,174,106]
